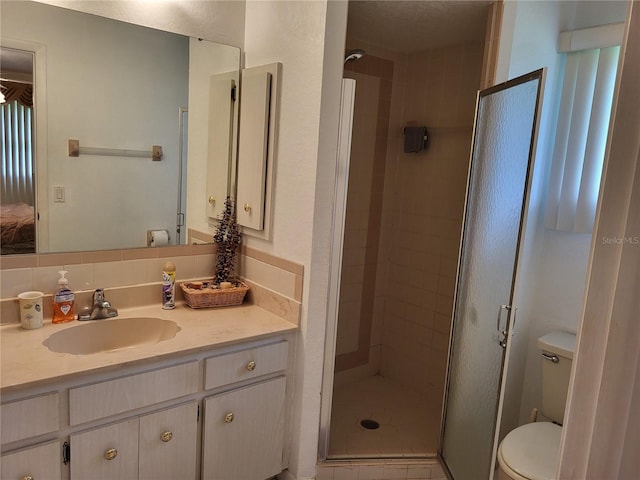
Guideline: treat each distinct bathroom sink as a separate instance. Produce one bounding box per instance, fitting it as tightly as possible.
[43,317,181,355]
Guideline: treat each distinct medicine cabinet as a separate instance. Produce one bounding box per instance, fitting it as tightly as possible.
[234,62,282,240]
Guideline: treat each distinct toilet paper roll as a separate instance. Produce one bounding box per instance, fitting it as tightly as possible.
[150,230,169,247]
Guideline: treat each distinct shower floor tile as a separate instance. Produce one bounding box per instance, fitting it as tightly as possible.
[328,375,441,458]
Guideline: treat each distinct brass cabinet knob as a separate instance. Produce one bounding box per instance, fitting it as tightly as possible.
[246,360,257,371]
[224,412,234,423]
[160,431,173,442]
[243,203,251,213]
[208,196,216,206]
[22,476,34,480]
[104,448,118,460]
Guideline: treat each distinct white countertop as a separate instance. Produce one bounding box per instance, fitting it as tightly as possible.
[1,303,297,394]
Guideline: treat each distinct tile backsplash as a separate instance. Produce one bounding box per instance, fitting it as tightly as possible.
[0,245,216,299]
[0,244,303,325]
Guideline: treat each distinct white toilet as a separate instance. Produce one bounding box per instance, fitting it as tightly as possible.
[497,331,576,480]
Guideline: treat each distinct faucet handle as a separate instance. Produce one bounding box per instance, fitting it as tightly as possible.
[93,288,105,303]
[79,288,117,321]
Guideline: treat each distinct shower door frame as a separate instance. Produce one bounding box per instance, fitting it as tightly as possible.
[439,69,546,480]
[318,78,357,461]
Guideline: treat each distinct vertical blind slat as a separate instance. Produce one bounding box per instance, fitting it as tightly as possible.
[575,46,620,233]
[556,49,599,231]
[1,100,34,205]
[545,54,580,229]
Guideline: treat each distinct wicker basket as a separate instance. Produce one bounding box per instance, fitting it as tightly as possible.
[180,280,249,308]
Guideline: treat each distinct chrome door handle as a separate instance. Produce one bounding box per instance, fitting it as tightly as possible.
[497,304,515,349]
[497,304,512,332]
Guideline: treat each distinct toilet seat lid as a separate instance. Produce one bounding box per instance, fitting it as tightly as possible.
[500,422,562,480]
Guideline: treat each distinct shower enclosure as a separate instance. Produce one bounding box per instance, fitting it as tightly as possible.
[322,43,486,460]
[321,61,544,478]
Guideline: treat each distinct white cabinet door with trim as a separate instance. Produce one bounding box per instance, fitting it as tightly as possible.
[70,418,138,480]
[139,402,198,480]
[202,376,286,480]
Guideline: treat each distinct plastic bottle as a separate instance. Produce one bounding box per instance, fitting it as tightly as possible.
[162,261,176,309]
[52,270,75,323]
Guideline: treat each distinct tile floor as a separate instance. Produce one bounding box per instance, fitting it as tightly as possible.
[316,460,448,480]
[328,375,441,458]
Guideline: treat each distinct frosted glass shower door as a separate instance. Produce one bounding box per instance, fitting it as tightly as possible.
[441,70,544,480]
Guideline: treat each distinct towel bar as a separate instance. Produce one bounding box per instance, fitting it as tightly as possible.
[68,139,162,161]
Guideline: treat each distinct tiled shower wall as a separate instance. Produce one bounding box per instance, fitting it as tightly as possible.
[334,42,484,403]
[378,43,484,404]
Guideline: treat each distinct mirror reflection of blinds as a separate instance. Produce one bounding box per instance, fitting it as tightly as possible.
[1,100,35,205]
[544,46,620,233]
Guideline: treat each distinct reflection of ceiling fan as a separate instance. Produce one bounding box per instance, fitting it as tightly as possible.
[0,79,33,106]
[1,46,35,103]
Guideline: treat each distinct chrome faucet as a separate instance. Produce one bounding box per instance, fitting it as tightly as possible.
[78,288,118,320]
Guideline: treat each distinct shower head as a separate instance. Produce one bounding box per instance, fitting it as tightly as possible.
[344,49,365,64]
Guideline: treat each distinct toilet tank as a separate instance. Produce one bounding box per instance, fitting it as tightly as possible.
[537,331,576,424]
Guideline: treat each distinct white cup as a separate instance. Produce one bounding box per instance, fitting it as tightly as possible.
[18,291,44,329]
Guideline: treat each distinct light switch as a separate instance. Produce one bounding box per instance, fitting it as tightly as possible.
[54,185,65,203]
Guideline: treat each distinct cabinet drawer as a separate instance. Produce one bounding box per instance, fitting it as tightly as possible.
[1,392,59,444]
[1,440,61,480]
[204,341,288,390]
[70,361,198,425]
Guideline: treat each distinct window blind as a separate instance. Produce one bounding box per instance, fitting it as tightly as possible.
[544,46,620,233]
[1,100,35,205]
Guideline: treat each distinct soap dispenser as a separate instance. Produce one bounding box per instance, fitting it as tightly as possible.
[52,270,75,323]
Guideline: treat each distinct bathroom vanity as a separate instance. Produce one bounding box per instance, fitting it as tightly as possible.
[0,304,297,480]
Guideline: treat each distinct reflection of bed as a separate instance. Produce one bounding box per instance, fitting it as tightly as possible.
[1,203,35,254]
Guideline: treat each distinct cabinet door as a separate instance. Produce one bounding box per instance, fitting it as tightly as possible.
[70,417,138,480]
[236,68,271,231]
[139,402,198,480]
[1,440,61,480]
[202,376,286,480]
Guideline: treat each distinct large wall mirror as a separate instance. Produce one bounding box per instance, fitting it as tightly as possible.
[0,0,240,255]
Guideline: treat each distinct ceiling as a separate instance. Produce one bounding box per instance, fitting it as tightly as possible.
[0,48,34,81]
[0,2,492,73]
[347,0,493,53]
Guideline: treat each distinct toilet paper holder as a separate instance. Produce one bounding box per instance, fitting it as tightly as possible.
[147,229,170,247]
